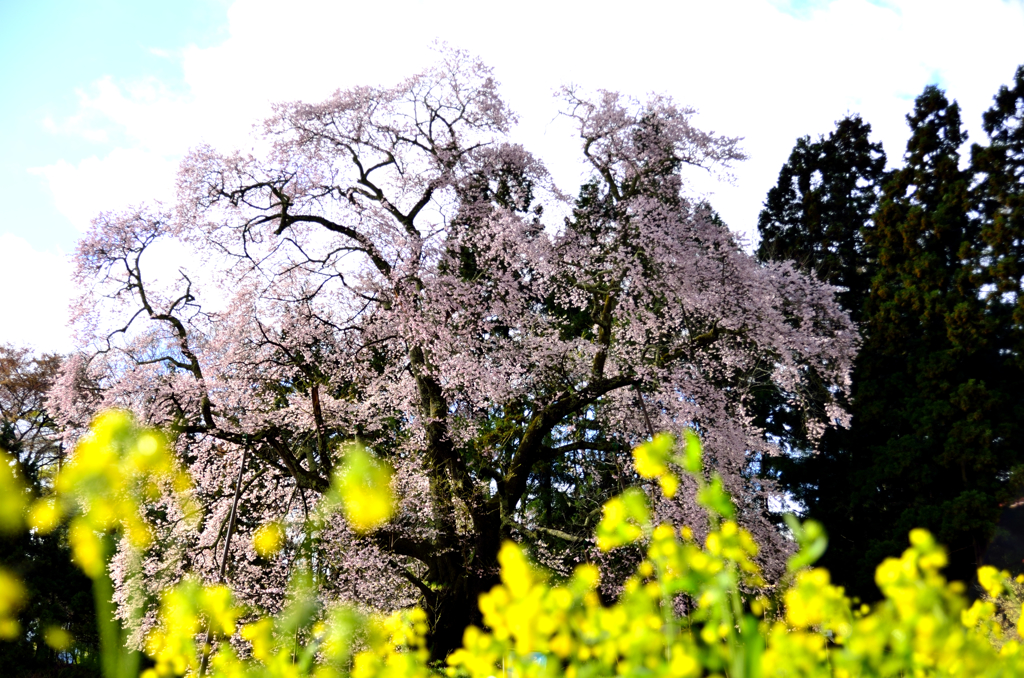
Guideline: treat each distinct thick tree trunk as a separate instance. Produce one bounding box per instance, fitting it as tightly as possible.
[424,556,500,661]
[416,499,503,661]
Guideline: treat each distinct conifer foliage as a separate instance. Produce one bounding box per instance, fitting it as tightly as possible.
[759,72,1024,596]
[858,86,993,585]
[757,114,887,321]
[753,115,887,479]
[974,66,1024,375]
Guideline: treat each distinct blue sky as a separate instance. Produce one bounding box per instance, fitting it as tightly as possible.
[2,0,1024,352]
[0,0,229,253]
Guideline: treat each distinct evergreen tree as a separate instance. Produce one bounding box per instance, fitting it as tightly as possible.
[969,66,1024,570]
[757,114,887,321]
[974,65,1024,372]
[753,117,887,549]
[851,85,994,589]
[760,77,1024,597]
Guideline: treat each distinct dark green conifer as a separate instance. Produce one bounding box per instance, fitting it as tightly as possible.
[974,66,1024,372]
[753,117,887,559]
[850,85,995,589]
[760,78,1024,596]
[969,66,1024,570]
[757,114,886,321]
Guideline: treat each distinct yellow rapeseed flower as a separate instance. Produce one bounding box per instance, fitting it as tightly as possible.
[27,497,61,534]
[658,473,679,498]
[333,445,395,534]
[200,584,240,636]
[978,565,1007,599]
[68,519,105,579]
[595,488,649,551]
[963,599,996,628]
[254,521,285,557]
[574,563,600,591]
[633,434,673,478]
[44,625,74,651]
[49,410,194,583]
[498,541,534,598]
[241,618,275,663]
[0,568,26,639]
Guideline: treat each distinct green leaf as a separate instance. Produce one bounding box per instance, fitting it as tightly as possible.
[595,487,651,550]
[698,475,735,519]
[785,514,828,572]
[682,429,703,474]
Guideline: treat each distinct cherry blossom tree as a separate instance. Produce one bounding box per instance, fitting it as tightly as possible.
[53,49,856,658]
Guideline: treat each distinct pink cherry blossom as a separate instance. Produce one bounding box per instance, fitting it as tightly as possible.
[53,48,856,657]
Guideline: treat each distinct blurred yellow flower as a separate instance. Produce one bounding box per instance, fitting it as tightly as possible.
[253,522,285,557]
[242,618,275,662]
[48,410,194,581]
[69,519,105,579]
[595,487,649,551]
[0,568,26,639]
[658,473,679,498]
[633,434,673,478]
[574,564,600,591]
[44,625,74,651]
[333,445,395,534]
[28,497,62,534]
[498,542,535,598]
[200,584,240,637]
[978,565,1007,599]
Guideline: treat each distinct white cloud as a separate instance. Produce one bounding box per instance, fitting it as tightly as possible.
[17,0,1023,354]
[34,0,1024,244]
[31,148,178,231]
[0,234,75,353]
